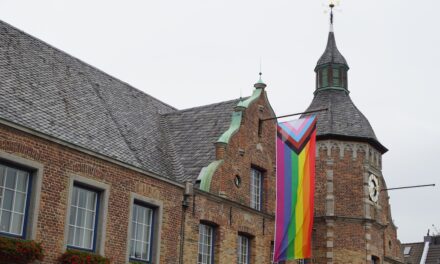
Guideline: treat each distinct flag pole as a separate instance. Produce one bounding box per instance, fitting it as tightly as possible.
[260,108,328,122]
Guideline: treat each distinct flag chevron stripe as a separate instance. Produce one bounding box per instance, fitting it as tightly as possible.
[278,116,315,141]
[277,122,316,154]
[274,116,317,262]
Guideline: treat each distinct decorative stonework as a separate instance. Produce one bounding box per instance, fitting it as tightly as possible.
[0,139,41,160]
[316,140,382,170]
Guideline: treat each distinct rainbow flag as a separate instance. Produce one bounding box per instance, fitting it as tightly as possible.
[273,116,317,262]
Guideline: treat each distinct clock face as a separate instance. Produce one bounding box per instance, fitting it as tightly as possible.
[368,174,380,203]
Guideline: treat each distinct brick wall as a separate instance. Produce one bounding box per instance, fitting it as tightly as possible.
[0,123,185,263]
[312,140,404,263]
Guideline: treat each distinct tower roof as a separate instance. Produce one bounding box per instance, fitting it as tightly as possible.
[316,31,348,69]
[303,90,387,153]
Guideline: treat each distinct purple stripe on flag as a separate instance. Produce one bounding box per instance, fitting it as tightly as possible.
[275,136,285,259]
[281,142,292,259]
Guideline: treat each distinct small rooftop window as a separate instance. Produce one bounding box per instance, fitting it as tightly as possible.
[404,246,412,255]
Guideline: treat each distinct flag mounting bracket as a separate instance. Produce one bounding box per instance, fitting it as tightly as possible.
[260,108,328,122]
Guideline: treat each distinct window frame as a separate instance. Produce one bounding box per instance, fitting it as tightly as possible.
[0,162,33,238]
[64,174,109,255]
[126,193,163,264]
[250,167,263,211]
[0,151,43,241]
[197,222,216,264]
[129,201,156,263]
[67,183,101,252]
[237,234,250,264]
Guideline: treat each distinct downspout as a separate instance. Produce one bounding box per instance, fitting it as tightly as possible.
[420,241,430,264]
[179,181,193,264]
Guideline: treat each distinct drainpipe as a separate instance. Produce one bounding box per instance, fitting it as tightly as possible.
[179,181,193,264]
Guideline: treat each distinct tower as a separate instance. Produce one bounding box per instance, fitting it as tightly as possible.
[303,5,404,264]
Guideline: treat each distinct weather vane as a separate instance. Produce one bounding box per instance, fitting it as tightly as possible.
[324,0,340,31]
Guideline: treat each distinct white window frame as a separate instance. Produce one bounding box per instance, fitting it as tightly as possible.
[67,185,99,251]
[0,151,43,240]
[129,203,154,263]
[126,193,162,264]
[238,235,250,264]
[198,223,214,264]
[0,164,30,237]
[250,168,262,210]
[64,174,109,255]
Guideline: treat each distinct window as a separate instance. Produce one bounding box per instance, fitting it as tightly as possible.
[237,235,250,264]
[321,68,328,87]
[129,203,154,263]
[371,255,380,264]
[404,246,411,255]
[67,185,99,251]
[0,164,31,237]
[332,68,340,87]
[341,70,347,88]
[250,168,262,210]
[198,224,214,264]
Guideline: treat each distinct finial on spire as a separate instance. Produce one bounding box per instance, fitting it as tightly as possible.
[329,2,334,32]
[254,63,267,89]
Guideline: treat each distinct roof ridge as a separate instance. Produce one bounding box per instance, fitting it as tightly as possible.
[90,82,144,167]
[0,19,177,112]
[163,97,247,115]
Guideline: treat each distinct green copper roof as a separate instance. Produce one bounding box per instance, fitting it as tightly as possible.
[198,160,223,192]
[198,88,263,192]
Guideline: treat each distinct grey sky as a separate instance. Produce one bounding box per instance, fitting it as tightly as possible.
[1,0,439,243]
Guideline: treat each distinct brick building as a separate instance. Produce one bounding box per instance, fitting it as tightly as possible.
[0,20,278,264]
[302,24,404,264]
[0,15,403,264]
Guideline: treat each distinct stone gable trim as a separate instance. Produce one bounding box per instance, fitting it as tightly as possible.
[0,118,184,189]
[198,89,265,192]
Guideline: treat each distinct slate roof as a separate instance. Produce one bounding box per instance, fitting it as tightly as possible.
[316,32,348,69]
[0,19,241,182]
[402,242,424,264]
[302,89,387,152]
[426,244,440,264]
[163,98,244,182]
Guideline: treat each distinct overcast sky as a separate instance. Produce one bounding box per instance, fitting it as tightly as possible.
[1,0,439,243]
